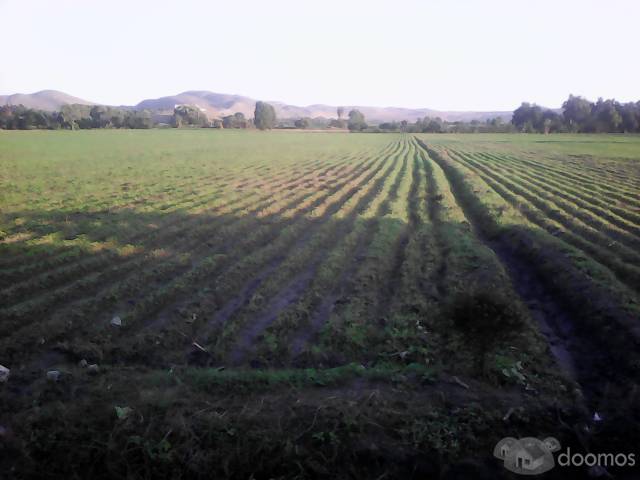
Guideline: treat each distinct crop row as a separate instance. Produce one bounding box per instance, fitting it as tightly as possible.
[0,141,400,366]
[473,151,640,218]
[248,139,416,364]
[0,153,349,275]
[446,149,640,292]
[0,150,367,302]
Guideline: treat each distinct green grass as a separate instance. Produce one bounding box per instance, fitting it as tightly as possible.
[421,132,640,160]
[1,130,639,478]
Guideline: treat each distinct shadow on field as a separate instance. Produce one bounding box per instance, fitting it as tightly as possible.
[0,208,543,372]
[2,205,639,397]
[1,205,640,480]
[1,206,349,367]
[0,208,502,480]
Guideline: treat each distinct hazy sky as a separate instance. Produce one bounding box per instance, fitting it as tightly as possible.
[1,0,638,111]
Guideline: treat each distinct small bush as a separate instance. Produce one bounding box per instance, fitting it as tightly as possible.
[445,288,525,375]
[449,290,522,334]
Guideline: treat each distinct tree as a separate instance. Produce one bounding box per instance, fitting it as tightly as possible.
[172,105,208,128]
[0,104,65,130]
[347,109,367,131]
[512,102,544,132]
[511,103,530,131]
[222,112,248,129]
[379,121,398,131]
[562,95,593,132]
[592,98,622,132]
[620,102,640,133]
[418,116,444,133]
[110,110,126,129]
[541,110,563,134]
[426,119,443,133]
[337,107,344,120]
[90,106,110,128]
[254,101,276,130]
[60,104,92,129]
[294,118,310,129]
[126,110,154,129]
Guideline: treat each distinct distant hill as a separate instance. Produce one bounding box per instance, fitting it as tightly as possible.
[1,89,513,122]
[136,91,255,118]
[136,90,513,123]
[0,90,95,110]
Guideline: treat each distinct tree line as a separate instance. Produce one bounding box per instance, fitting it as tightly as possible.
[0,101,280,131]
[352,94,640,134]
[2,94,639,133]
[0,104,154,130]
[376,116,515,134]
[512,95,640,133]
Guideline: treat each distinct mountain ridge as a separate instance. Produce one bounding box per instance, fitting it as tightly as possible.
[0,90,95,111]
[1,89,514,122]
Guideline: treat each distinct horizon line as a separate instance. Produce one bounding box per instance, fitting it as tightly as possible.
[0,88,576,113]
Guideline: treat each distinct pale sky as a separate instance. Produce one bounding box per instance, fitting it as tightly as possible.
[1,0,638,111]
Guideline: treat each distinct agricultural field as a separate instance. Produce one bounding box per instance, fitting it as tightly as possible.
[1,130,639,478]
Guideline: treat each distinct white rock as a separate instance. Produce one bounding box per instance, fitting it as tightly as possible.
[78,359,88,368]
[87,364,100,375]
[46,370,61,382]
[0,365,9,383]
[111,315,122,327]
